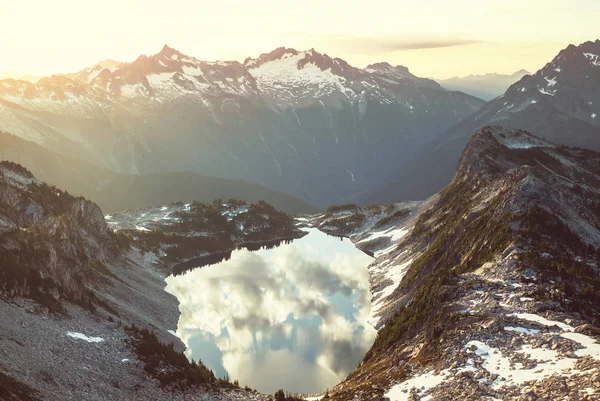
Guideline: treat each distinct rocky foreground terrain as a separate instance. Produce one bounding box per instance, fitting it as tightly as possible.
[0,161,299,400]
[313,127,600,400]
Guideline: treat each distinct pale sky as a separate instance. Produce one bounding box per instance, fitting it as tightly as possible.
[2,0,599,79]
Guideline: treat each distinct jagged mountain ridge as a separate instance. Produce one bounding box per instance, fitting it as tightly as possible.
[361,39,600,206]
[0,45,485,207]
[315,126,600,400]
[62,59,124,85]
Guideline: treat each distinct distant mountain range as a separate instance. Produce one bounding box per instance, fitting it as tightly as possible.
[437,69,530,100]
[0,70,43,82]
[361,39,600,205]
[0,45,484,207]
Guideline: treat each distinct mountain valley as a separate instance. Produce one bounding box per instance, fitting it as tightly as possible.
[1,14,600,400]
[1,125,599,400]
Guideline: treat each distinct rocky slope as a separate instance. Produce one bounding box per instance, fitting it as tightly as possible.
[0,162,284,401]
[0,161,120,310]
[314,127,600,400]
[0,46,484,207]
[362,39,600,205]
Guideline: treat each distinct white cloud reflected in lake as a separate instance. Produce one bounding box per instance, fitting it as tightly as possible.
[165,228,375,394]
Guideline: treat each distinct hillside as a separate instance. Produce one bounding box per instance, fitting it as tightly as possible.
[0,131,318,214]
[0,162,294,400]
[106,199,306,274]
[314,127,600,400]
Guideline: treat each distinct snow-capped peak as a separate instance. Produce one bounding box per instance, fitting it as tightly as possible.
[243,47,363,109]
[0,44,481,123]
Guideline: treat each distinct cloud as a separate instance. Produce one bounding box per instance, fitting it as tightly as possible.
[164,229,376,394]
[280,32,482,55]
[370,37,482,51]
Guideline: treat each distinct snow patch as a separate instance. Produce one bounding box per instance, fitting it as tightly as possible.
[385,369,448,401]
[358,226,409,245]
[583,53,600,66]
[67,332,104,343]
[147,72,175,87]
[504,326,540,335]
[511,313,572,331]
[544,76,557,87]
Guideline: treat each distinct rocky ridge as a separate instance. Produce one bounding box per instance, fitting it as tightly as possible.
[312,127,600,400]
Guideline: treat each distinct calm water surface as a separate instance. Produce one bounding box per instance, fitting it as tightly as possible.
[165,228,375,394]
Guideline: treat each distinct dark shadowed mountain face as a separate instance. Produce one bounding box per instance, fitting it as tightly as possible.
[0,131,318,214]
[0,46,484,207]
[360,39,600,205]
[437,69,530,101]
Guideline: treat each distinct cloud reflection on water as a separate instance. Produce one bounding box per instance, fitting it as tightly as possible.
[165,228,375,394]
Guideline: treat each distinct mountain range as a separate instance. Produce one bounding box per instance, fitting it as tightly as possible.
[437,69,530,101]
[0,45,484,208]
[362,39,600,205]
[0,70,43,83]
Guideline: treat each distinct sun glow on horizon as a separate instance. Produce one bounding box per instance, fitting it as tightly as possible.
[3,0,599,79]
